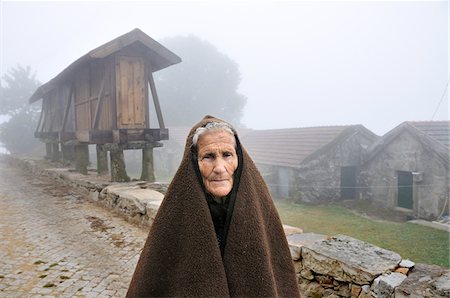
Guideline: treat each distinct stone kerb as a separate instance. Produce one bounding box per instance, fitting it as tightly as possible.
[98,183,163,226]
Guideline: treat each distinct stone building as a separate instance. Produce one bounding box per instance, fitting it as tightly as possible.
[241,125,378,200]
[361,121,449,219]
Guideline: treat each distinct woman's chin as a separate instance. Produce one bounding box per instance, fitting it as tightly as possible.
[208,186,232,198]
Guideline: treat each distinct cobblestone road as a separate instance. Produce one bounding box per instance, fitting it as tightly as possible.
[0,161,148,297]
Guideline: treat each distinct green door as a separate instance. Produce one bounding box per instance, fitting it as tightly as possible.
[341,166,356,199]
[398,171,413,209]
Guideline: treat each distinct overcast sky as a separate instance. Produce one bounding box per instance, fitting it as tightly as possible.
[1,0,448,135]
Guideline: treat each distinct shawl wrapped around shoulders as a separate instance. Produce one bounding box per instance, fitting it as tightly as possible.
[127,116,300,297]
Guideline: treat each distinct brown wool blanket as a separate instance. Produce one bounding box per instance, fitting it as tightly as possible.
[127,116,299,297]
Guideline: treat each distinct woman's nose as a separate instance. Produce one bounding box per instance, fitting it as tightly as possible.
[213,158,227,173]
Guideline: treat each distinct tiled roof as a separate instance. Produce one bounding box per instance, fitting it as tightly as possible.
[408,121,450,148]
[365,121,449,165]
[240,126,356,168]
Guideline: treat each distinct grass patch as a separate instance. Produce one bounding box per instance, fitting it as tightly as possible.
[0,275,4,279]
[59,275,70,280]
[38,274,47,278]
[276,201,450,268]
[33,260,46,265]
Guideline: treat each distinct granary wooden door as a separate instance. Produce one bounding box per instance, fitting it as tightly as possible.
[397,171,413,209]
[116,56,146,129]
[340,166,356,199]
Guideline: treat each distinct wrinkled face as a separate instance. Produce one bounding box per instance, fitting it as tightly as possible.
[197,130,238,199]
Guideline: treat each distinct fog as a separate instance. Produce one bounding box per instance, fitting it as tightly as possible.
[1,1,448,135]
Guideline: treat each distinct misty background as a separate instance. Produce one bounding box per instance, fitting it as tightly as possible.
[1,0,448,137]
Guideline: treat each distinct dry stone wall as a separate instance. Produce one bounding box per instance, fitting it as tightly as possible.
[3,155,449,297]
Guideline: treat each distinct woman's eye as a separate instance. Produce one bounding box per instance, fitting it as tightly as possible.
[223,152,233,158]
[203,154,214,160]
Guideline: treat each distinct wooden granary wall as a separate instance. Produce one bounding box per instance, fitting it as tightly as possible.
[30,28,181,181]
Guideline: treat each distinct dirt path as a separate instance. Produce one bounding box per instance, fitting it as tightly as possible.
[0,161,148,297]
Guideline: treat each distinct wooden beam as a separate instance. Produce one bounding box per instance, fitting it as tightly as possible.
[75,131,91,143]
[93,75,106,129]
[35,101,45,134]
[61,84,74,133]
[39,98,49,133]
[144,60,151,128]
[48,95,58,134]
[35,131,59,141]
[148,72,165,129]
[112,57,118,130]
[73,93,111,107]
[59,132,77,142]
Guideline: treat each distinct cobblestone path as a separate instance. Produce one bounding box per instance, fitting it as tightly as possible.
[0,161,148,297]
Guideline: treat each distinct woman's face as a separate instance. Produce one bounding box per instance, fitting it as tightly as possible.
[197,130,238,199]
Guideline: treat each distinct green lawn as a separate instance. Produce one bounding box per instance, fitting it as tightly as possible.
[275,201,450,268]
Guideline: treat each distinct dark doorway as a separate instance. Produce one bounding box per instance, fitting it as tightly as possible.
[341,166,357,199]
[397,171,413,209]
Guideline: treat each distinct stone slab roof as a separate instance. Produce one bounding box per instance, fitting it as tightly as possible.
[408,121,450,148]
[366,121,449,166]
[240,125,374,168]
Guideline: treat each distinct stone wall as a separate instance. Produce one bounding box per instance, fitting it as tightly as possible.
[287,233,449,297]
[3,155,449,297]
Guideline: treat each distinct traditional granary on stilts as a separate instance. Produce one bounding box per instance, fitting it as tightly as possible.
[29,28,181,182]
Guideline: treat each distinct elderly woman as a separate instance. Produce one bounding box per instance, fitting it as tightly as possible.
[127,116,299,297]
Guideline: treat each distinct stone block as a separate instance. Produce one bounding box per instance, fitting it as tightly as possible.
[399,259,415,268]
[335,282,351,297]
[433,271,450,296]
[357,290,371,298]
[89,190,99,201]
[315,275,334,288]
[293,260,302,273]
[283,224,304,236]
[371,272,406,298]
[361,285,370,293]
[350,284,361,298]
[395,263,450,298]
[300,268,314,280]
[394,267,409,275]
[287,232,327,261]
[298,280,325,297]
[301,235,401,285]
[103,183,164,217]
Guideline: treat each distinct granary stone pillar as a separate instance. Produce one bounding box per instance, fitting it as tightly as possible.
[140,146,155,182]
[110,149,130,182]
[45,143,52,160]
[75,143,89,175]
[96,144,109,175]
[61,144,75,166]
[51,143,61,162]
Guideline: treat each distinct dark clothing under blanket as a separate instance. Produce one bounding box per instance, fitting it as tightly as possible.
[126,115,300,298]
[206,194,230,255]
